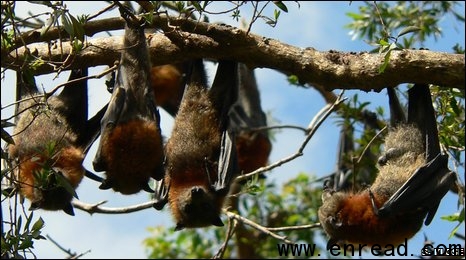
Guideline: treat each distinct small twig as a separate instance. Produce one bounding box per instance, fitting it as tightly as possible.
[212,217,237,259]
[87,2,117,21]
[223,209,294,244]
[46,234,77,258]
[72,199,156,214]
[236,92,346,182]
[47,63,118,97]
[267,223,321,232]
[247,124,308,133]
[355,125,387,165]
[68,249,92,259]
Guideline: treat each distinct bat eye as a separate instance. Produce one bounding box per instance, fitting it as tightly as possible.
[329,216,342,228]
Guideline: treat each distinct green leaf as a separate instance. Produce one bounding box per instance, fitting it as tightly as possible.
[379,49,392,73]
[397,26,421,38]
[379,38,390,46]
[31,217,45,232]
[24,212,34,232]
[191,1,202,11]
[18,236,34,250]
[441,212,461,222]
[55,171,79,199]
[274,9,281,20]
[1,128,15,145]
[61,13,73,38]
[15,216,22,236]
[69,14,85,42]
[345,12,366,20]
[273,1,288,13]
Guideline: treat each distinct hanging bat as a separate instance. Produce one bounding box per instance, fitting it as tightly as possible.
[318,84,456,247]
[229,63,272,176]
[150,62,194,117]
[92,2,164,195]
[8,68,104,216]
[153,59,239,230]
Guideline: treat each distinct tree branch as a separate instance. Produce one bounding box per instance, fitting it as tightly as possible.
[72,199,156,214]
[236,92,346,182]
[223,209,294,245]
[2,14,464,91]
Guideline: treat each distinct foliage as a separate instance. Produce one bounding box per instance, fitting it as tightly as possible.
[1,207,46,259]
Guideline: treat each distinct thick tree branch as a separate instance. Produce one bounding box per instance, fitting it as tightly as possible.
[2,14,464,91]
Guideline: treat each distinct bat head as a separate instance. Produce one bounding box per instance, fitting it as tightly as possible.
[28,171,76,216]
[17,148,85,216]
[170,185,225,231]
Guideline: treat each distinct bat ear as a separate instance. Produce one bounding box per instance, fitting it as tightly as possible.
[211,216,224,227]
[99,179,113,190]
[174,223,185,231]
[142,182,155,193]
[29,202,40,211]
[84,169,104,184]
[62,202,75,216]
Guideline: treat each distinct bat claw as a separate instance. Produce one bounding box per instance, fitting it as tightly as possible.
[369,189,380,216]
[211,216,224,227]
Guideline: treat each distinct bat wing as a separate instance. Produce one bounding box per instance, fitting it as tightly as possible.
[59,68,89,133]
[92,87,126,172]
[408,84,440,161]
[213,129,239,194]
[378,153,454,225]
[209,60,239,131]
[386,87,406,127]
[229,63,267,132]
[82,104,108,183]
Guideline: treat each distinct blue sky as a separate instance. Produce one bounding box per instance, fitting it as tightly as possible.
[1,1,464,259]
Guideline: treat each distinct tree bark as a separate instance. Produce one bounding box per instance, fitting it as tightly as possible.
[2,15,464,91]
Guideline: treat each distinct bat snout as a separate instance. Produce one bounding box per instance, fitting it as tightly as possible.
[190,186,206,198]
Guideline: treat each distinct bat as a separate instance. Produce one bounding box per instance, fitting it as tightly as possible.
[92,3,165,195]
[8,68,104,216]
[318,84,456,247]
[153,59,239,230]
[150,62,196,117]
[230,63,272,176]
